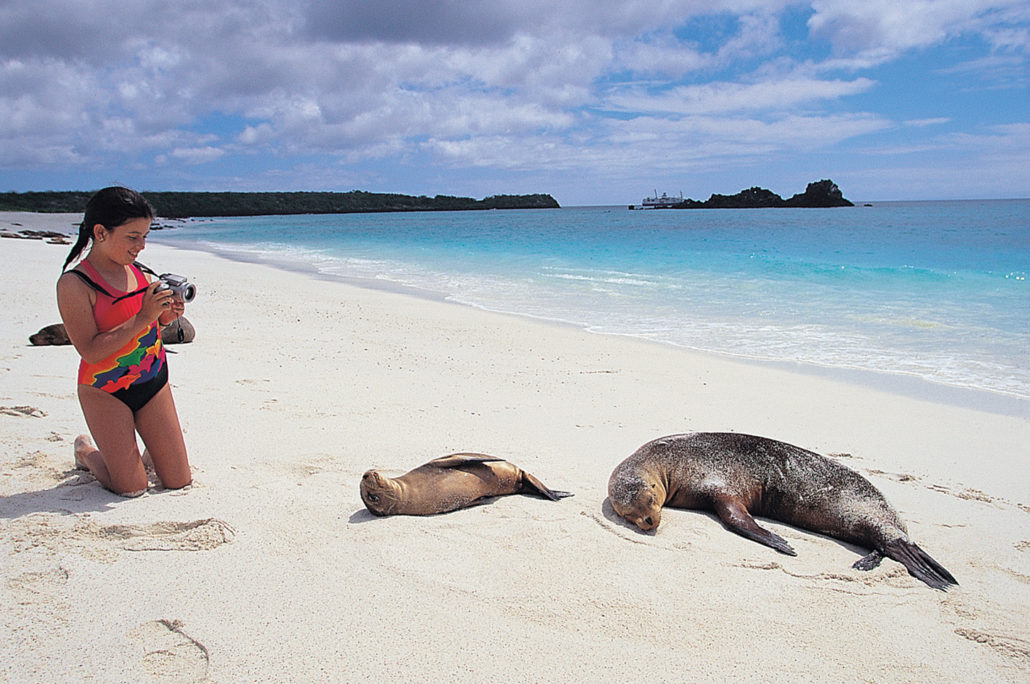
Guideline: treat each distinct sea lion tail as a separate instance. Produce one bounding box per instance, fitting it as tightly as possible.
[521,472,574,501]
[884,539,958,591]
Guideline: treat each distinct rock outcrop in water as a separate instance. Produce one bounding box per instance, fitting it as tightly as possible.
[652,179,853,209]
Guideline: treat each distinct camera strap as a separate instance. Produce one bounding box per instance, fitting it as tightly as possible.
[66,261,185,341]
[67,261,156,303]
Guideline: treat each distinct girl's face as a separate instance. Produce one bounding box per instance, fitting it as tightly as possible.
[93,217,151,264]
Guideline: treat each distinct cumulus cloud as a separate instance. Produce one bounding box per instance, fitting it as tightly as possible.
[162,146,226,166]
[0,0,1025,200]
[603,77,877,115]
[807,0,1029,64]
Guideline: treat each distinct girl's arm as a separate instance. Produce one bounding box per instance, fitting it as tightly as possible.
[57,274,173,364]
[144,271,184,327]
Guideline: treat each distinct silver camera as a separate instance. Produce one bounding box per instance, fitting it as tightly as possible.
[156,273,197,303]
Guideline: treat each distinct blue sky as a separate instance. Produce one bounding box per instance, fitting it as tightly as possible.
[1,1,1027,205]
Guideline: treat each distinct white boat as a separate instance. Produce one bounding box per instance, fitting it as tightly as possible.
[630,190,683,209]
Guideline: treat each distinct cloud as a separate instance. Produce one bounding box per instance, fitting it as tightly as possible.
[904,118,951,127]
[807,0,1029,64]
[603,76,876,115]
[0,0,1025,201]
[162,146,226,166]
[303,1,529,46]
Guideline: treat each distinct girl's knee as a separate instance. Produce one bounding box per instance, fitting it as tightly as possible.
[106,461,149,495]
[162,474,193,490]
[109,475,149,496]
[115,487,147,498]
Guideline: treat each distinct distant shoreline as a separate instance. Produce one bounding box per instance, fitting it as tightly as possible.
[0,190,560,218]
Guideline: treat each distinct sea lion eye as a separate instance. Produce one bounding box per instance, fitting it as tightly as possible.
[368,494,379,502]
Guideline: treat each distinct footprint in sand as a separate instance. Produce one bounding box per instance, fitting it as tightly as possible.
[0,405,47,417]
[955,628,1030,666]
[735,559,913,593]
[7,566,69,601]
[98,519,236,552]
[5,516,235,561]
[869,470,1019,510]
[866,468,919,483]
[12,450,66,484]
[130,619,209,682]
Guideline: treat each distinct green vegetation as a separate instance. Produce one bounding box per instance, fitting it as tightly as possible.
[0,190,560,217]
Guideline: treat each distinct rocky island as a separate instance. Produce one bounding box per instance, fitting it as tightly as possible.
[631,179,853,209]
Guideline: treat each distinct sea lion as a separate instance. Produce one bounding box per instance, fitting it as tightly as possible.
[360,453,573,516]
[608,432,957,590]
[29,318,195,346]
[29,323,72,346]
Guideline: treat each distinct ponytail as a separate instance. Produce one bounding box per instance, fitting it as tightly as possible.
[62,187,155,271]
[62,222,93,272]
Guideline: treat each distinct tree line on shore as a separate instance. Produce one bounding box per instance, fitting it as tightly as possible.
[0,190,560,217]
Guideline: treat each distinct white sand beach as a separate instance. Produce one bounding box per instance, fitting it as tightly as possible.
[2,211,1029,682]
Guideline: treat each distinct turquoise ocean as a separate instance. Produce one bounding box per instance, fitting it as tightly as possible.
[152,200,1029,408]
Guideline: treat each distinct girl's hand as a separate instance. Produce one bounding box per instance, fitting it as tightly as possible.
[160,295,186,325]
[141,280,176,323]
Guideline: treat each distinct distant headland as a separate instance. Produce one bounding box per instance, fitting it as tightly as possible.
[0,190,560,218]
[630,179,853,209]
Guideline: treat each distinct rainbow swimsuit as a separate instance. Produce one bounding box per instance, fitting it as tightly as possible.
[76,261,167,411]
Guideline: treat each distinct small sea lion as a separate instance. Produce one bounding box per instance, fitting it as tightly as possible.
[29,323,71,346]
[608,432,957,590]
[360,453,573,516]
[29,318,195,346]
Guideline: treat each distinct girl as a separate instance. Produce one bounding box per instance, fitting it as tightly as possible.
[56,187,191,496]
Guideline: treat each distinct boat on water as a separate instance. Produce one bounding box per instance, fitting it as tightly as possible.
[629,190,684,210]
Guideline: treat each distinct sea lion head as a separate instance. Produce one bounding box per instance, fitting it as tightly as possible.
[609,474,663,531]
[360,470,401,516]
[29,323,71,346]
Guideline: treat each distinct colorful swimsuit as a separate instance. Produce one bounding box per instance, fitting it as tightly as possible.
[75,261,168,412]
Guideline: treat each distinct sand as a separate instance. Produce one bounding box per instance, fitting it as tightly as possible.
[1,211,1029,682]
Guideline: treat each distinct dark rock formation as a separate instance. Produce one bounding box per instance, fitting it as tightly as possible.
[661,179,853,209]
[705,186,786,208]
[783,180,854,208]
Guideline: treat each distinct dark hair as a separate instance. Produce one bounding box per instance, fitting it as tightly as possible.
[62,186,155,271]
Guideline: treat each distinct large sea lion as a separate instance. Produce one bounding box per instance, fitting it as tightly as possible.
[360,453,573,516]
[608,432,957,590]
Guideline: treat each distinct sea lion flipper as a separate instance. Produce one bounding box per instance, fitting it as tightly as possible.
[883,539,958,591]
[430,453,505,468]
[712,495,796,556]
[520,471,574,501]
[852,550,885,571]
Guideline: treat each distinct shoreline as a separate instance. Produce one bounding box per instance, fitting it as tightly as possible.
[6,209,1027,416]
[151,227,1029,419]
[3,211,1029,680]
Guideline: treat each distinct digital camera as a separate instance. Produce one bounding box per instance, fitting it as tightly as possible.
[156,273,197,303]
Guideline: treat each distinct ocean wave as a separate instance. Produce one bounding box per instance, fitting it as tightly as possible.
[151,204,1030,401]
